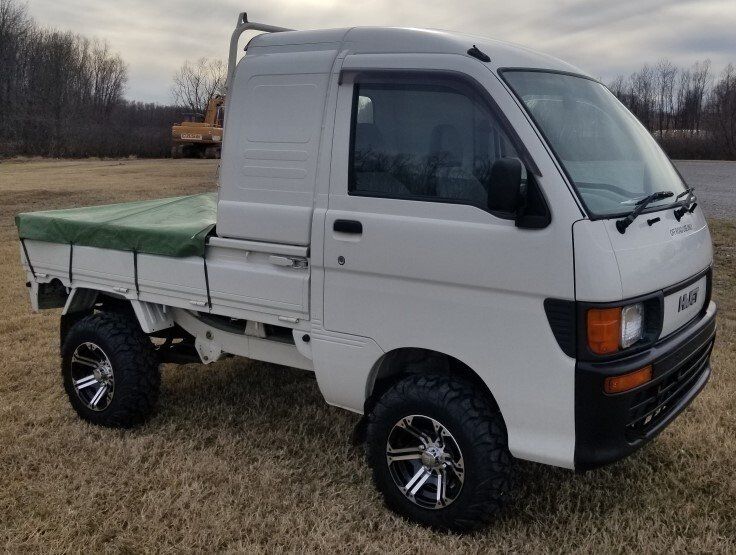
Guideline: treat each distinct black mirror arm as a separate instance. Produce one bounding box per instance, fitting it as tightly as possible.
[514,176,552,229]
[516,180,529,219]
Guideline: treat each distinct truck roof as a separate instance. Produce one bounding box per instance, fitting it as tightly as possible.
[247,26,590,78]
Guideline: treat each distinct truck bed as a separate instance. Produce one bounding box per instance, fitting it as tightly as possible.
[17,194,310,327]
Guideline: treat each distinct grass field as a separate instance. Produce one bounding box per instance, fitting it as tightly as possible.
[1,159,734,552]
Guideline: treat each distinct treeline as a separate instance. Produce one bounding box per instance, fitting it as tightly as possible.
[2,0,735,160]
[0,0,186,158]
[609,60,736,160]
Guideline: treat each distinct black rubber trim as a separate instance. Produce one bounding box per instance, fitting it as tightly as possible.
[497,67,603,84]
[574,304,716,470]
[342,69,542,177]
[662,265,710,297]
[660,266,712,336]
[543,298,576,357]
[703,268,713,317]
[343,71,551,229]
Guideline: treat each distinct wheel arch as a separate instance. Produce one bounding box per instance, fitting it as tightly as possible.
[60,288,175,343]
[364,347,503,422]
[60,287,99,346]
[61,287,98,315]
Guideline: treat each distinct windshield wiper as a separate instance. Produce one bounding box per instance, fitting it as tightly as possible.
[675,187,694,200]
[673,187,697,221]
[616,190,674,234]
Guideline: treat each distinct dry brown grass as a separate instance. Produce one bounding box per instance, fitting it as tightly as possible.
[1,159,734,553]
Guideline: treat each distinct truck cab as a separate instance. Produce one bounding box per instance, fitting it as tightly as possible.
[217,22,715,467]
[17,14,716,531]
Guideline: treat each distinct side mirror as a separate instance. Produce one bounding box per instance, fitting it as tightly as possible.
[487,158,527,217]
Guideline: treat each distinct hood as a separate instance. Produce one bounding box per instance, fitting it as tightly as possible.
[603,205,712,299]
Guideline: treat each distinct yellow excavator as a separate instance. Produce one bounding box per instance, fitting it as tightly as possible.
[171,95,225,158]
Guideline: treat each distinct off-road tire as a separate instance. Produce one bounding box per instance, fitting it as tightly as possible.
[366,373,514,532]
[61,312,160,428]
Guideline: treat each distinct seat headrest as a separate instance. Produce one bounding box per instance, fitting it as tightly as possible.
[356,123,384,152]
[429,124,463,166]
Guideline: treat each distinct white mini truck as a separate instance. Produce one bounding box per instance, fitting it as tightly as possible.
[17,14,717,531]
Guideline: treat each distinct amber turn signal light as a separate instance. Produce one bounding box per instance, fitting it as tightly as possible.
[587,308,621,355]
[604,365,653,394]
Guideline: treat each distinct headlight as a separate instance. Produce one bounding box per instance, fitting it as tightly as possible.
[587,302,645,354]
[620,303,644,348]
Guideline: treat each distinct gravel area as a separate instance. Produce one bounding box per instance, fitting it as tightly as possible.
[673,160,736,220]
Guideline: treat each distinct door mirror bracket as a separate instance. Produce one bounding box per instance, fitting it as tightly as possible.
[487,158,550,229]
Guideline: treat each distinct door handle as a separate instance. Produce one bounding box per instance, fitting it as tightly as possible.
[333,219,363,234]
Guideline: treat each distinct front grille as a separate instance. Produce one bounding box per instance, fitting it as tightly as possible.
[626,338,713,439]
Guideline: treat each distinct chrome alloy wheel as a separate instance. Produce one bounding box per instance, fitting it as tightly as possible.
[70,342,114,411]
[386,415,465,509]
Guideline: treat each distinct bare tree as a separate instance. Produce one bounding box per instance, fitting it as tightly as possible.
[690,60,711,132]
[629,65,656,129]
[655,59,677,133]
[710,64,736,157]
[607,58,736,159]
[90,40,127,119]
[673,60,712,134]
[170,57,225,116]
[608,75,627,98]
[0,0,165,158]
[0,0,32,137]
[675,68,692,130]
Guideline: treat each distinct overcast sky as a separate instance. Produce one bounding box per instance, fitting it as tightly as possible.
[26,0,736,104]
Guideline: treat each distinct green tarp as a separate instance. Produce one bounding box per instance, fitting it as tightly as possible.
[16,193,217,258]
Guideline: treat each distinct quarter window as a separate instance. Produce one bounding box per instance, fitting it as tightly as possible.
[349,78,520,209]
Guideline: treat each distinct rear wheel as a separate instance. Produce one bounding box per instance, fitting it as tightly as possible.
[61,312,160,428]
[366,373,514,531]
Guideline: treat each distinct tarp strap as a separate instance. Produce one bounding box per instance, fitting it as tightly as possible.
[68,243,74,284]
[20,238,36,278]
[133,250,140,297]
[203,255,212,310]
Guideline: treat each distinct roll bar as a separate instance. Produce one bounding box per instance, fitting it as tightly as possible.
[226,12,294,93]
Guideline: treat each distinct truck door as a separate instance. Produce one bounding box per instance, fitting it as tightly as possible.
[321,60,581,467]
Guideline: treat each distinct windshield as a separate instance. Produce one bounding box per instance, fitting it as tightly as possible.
[502,70,687,217]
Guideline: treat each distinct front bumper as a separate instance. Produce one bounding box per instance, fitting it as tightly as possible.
[574,301,717,470]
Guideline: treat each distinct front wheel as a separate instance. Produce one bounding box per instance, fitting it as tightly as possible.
[366,373,514,532]
[61,312,160,428]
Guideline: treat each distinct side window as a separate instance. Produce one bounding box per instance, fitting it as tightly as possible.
[349,78,520,209]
